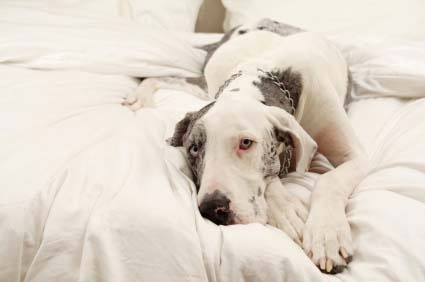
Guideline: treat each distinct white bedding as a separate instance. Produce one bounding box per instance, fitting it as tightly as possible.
[1,5,425,282]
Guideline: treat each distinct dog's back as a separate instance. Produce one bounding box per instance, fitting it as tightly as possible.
[205,31,349,105]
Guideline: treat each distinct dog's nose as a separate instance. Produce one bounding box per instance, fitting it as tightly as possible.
[199,190,234,225]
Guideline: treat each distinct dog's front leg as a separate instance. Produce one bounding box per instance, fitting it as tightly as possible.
[303,151,368,274]
[266,178,308,246]
[123,77,209,111]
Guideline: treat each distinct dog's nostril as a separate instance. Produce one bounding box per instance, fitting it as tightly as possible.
[215,206,229,214]
[215,206,231,219]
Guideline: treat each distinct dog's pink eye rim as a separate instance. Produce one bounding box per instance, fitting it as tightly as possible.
[239,138,253,150]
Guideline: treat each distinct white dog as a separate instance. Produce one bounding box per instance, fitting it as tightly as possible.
[125,22,368,274]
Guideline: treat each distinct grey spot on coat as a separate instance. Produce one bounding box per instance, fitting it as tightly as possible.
[185,76,208,92]
[255,19,304,37]
[253,68,303,114]
[169,102,215,147]
[169,102,215,188]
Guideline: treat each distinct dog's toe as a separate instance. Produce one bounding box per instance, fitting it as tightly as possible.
[303,216,353,274]
[319,260,346,274]
[317,257,347,274]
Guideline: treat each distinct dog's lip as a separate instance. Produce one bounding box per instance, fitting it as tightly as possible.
[230,211,268,225]
[230,215,242,225]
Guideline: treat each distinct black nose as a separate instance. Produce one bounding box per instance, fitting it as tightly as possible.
[199,190,234,225]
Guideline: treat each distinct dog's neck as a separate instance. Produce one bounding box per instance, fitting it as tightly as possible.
[215,70,299,116]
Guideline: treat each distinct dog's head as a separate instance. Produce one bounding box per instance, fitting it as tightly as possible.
[169,96,316,225]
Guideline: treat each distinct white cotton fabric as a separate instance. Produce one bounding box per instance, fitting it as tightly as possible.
[126,0,203,32]
[221,0,425,101]
[3,0,203,32]
[1,5,425,282]
[0,4,205,78]
[222,0,425,41]
[330,34,425,100]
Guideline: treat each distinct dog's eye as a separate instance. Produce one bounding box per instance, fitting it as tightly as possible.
[258,26,265,30]
[189,144,199,157]
[239,139,253,150]
[238,29,247,35]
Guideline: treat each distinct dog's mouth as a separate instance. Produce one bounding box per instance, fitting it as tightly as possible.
[199,194,266,226]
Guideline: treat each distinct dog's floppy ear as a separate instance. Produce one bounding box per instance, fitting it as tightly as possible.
[168,112,197,147]
[267,107,317,174]
[168,102,216,147]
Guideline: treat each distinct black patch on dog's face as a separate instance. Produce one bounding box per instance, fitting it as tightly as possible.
[261,129,294,178]
[248,195,259,216]
[186,123,207,189]
[261,130,281,178]
[253,68,303,114]
[169,102,216,189]
[169,102,215,147]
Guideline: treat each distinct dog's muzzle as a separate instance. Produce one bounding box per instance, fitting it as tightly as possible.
[199,190,235,225]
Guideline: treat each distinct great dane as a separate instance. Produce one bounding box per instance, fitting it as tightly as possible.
[125,19,368,274]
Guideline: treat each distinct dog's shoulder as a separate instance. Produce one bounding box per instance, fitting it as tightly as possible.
[253,68,303,114]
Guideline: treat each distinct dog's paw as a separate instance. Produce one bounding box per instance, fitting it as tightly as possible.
[122,79,156,111]
[302,210,353,274]
[266,185,308,246]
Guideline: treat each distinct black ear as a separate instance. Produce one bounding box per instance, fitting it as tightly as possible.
[274,128,295,175]
[275,128,294,148]
[267,107,317,174]
[169,112,197,147]
[168,102,216,147]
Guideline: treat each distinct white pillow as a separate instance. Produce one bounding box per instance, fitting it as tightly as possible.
[127,0,203,31]
[222,0,425,40]
[333,34,425,100]
[7,0,203,32]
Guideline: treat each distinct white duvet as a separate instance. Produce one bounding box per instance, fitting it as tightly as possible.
[1,4,425,282]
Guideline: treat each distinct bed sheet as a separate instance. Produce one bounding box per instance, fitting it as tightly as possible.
[1,64,425,282]
[1,4,425,281]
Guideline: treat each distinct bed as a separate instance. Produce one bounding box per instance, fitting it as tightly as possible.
[1,1,425,282]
